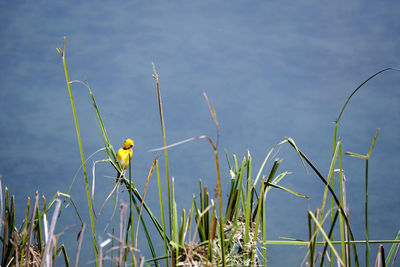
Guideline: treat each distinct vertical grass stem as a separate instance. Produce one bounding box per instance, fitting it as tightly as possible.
[152,63,172,237]
[57,38,98,266]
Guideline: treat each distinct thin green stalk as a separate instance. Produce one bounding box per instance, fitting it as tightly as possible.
[203,92,226,266]
[244,166,252,248]
[335,68,400,124]
[204,187,210,240]
[386,230,400,265]
[133,158,159,267]
[188,196,196,242]
[330,152,336,267]
[345,129,379,267]
[128,155,135,265]
[123,178,168,241]
[57,245,70,267]
[152,63,172,237]
[156,159,169,267]
[225,156,246,224]
[2,209,8,266]
[286,138,360,266]
[251,177,264,264]
[309,211,344,266]
[338,147,348,266]
[111,184,118,267]
[233,154,239,173]
[319,140,341,224]
[171,178,178,264]
[311,139,341,262]
[57,38,98,266]
[199,181,205,239]
[262,191,267,267]
[308,211,315,267]
[208,202,217,262]
[9,195,14,249]
[178,209,186,245]
[19,197,31,263]
[320,210,340,267]
[129,194,159,265]
[366,159,369,267]
[332,68,400,267]
[214,150,226,267]
[194,198,206,242]
[239,159,247,216]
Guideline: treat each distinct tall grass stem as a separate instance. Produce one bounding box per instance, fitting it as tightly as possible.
[152,63,172,238]
[57,38,98,266]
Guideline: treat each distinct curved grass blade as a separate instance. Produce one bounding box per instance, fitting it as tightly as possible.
[335,68,400,123]
[286,137,359,266]
[267,183,309,199]
[56,244,70,267]
[308,210,344,266]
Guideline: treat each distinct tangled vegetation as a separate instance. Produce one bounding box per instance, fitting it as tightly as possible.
[1,38,399,266]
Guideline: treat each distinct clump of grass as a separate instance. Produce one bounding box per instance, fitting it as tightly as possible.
[72,40,400,265]
[0,177,85,267]
[3,38,396,266]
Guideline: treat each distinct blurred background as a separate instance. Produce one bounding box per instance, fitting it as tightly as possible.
[0,1,399,265]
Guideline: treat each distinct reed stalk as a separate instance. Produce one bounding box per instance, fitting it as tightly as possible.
[57,37,98,266]
[152,63,172,239]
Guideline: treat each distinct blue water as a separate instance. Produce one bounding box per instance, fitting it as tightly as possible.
[1,1,400,266]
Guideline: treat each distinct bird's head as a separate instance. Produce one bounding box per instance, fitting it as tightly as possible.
[123,139,134,150]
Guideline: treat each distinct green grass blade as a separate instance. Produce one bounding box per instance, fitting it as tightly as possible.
[308,210,344,266]
[320,210,339,267]
[337,149,348,266]
[57,244,70,267]
[2,205,8,266]
[251,177,265,264]
[266,159,281,185]
[267,183,309,199]
[194,199,206,242]
[344,152,367,159]
[69,80,117,164]
[267,171,291,193]
[128,153,135,264]
[123,179,169,243]
[19,197,31,263]
[286,137,360,266]
[203,187,210,239]
[344,129,379,267]
[367,129,380,158]
[171,178,179,246]
[57,38,98,265]
[178,209,186,245]
[152,63,172,238]
[130,193,159,266]
[244,167,253,259]
[156,159,169,267]
[335,68,400,123]
[238,157,247,215]
[9,196,14,247]
[254,139,288,186]
[386,230,400,265]
[225,150,231,170]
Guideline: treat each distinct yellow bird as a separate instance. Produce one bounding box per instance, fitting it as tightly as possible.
[116,138,134,181]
